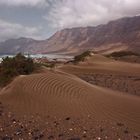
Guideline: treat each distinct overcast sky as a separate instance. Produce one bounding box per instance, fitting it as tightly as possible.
[0,0,140,42]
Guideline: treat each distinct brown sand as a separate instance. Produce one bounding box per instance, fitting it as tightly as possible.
[78,73,140,96]
[62,55,140,76]
[60,54,140,96]
[0,54,140,139]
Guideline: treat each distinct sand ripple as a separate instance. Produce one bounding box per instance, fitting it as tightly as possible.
[1,70,140,131]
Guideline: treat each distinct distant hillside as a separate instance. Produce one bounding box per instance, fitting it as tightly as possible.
[0,37,39,54]
[0,16,140,55]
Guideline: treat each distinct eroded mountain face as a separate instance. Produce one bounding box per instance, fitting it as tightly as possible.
[0,16,140,55]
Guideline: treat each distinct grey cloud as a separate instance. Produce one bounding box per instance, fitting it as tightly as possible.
[0,0,48,7]
[0,19,42,41]
[44,0,140,29]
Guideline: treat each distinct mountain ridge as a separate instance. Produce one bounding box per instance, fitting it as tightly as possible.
[0,16,140,55]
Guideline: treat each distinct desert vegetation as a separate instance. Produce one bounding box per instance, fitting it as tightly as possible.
[73,51,93,63]
[0,53,35,86]
[107,51,140,58]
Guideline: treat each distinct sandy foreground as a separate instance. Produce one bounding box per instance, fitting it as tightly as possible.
[0,55,140,140]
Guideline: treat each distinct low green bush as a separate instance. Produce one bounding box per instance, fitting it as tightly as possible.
[73,51,92,63]
[0,53,35,86]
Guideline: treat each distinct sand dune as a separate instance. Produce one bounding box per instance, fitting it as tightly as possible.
[0,68,140,132]
[0,54,140,139]
[63,54,140,76]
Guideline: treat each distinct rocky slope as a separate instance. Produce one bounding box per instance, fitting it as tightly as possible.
[0,16,140,55]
